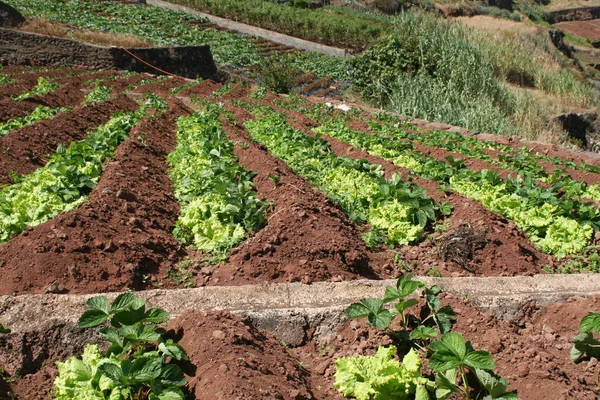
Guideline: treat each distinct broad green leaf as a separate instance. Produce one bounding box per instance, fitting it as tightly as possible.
[396,298,419,314]
[144,307,170,323]
[383,286,401,303]
[110,293,138,313]
[159,341,189,361]
[345,298,383,319]
[138,326,161,342]
[428,350,462,371]
[435,369,458,400]
[86,296,109,314]
[112,309,146,327]
[120,325,140,342]
[70,357,92,381]
[129,357,162,383]
[434,305,456,335]
[397,273,424,297]
[159,364,187,387]
[436,332,467,359]
[99,327,123,347]
[98,363,123,382]
[368,309,394,330]
[580,312,600,334]
[475,368,508,397]
[570,332,600,362]
[409,325,438,340]
[157,387,186,400]
[465,351,495,371]
[78,309,109,328]
[415,384,430,400]
[0,324,10,334]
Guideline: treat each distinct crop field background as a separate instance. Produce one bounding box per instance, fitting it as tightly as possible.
[1,61,600,399]
[3,0,600,398]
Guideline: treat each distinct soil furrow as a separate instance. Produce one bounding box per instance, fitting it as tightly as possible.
[0,99,192,295]
[0,95,140,184]
[282,112,549,277]
[203,104,386,286]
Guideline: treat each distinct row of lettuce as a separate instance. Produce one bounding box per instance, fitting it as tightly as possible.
[3,79,600,260]
[247,95,600,258]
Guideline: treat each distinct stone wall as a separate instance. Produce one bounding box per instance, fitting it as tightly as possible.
[0,28,218,79]
[547,7,600,24]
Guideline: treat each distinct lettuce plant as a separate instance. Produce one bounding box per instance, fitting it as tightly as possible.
[334,346,433,400]
[53,293,188,400]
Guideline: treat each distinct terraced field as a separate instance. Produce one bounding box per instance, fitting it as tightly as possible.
[2,65,600,399]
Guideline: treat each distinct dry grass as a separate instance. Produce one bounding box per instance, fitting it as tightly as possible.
[542,0,600,12]
[454,15,540,35]
[19,18,151,48]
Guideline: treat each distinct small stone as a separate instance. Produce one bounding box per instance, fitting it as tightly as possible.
[46,282,61,293]
[117,188,137,202]
[298,259,308,265]
[212,330,225,340]
[104,241,118,253]
[314,360,329,375]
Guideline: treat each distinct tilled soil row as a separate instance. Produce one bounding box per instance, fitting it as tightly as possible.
[0,99,192,295]
[0,95,140,184]
[234,94,550,277]
[2,289,599,399]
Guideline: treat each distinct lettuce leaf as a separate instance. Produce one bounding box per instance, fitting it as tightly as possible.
[334,346,432,400]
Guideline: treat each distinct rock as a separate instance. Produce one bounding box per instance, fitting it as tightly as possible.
[0,1,25,27]
[212,330,226,340]
[555,112,598,149]
[117,188,137,202]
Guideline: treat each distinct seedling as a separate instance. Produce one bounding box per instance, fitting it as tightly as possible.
[431,332,518,400]
[344,274,456,350]
[571,311,600,363]
[53,293,189,399]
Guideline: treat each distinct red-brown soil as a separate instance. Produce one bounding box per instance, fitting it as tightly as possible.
[0,99,191,295]
[0,95,139,184]
[4,296,600,399]
[556,19,600,41]
[167,311,314,399]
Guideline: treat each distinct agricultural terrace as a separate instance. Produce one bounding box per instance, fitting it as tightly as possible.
[1,0,600,399]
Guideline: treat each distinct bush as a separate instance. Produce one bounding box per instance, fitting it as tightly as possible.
[260,56,296,94]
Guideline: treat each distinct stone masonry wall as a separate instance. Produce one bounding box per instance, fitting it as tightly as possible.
[0,28,218,79]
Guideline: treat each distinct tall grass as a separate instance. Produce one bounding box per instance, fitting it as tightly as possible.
[351,11,595,141]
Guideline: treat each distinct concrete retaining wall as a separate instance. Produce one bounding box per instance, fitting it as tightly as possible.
[0,28,218,79]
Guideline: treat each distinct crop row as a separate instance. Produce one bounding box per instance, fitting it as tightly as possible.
[6,0,348,82]
[313,122,597,256]
[167,111,268,254]
[244,108,451,247]
[0,96,167,242]
[0,105,70,138]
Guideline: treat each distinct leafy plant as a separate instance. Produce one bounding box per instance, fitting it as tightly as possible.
[245,113,443,248]
[334,346,433,400]
[430,332,517,400]
[345,274,455,348]
[570,311,600,363]
[13,76,59,101]
[53,293,189,399]
[0,105,70,138]
[0,96,165,242]
[84,85,112,103]
[167,112,268,254]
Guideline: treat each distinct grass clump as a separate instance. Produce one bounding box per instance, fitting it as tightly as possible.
[351,11,595,141]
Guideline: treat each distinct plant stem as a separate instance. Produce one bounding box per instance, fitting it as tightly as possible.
[460,366,471,400]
